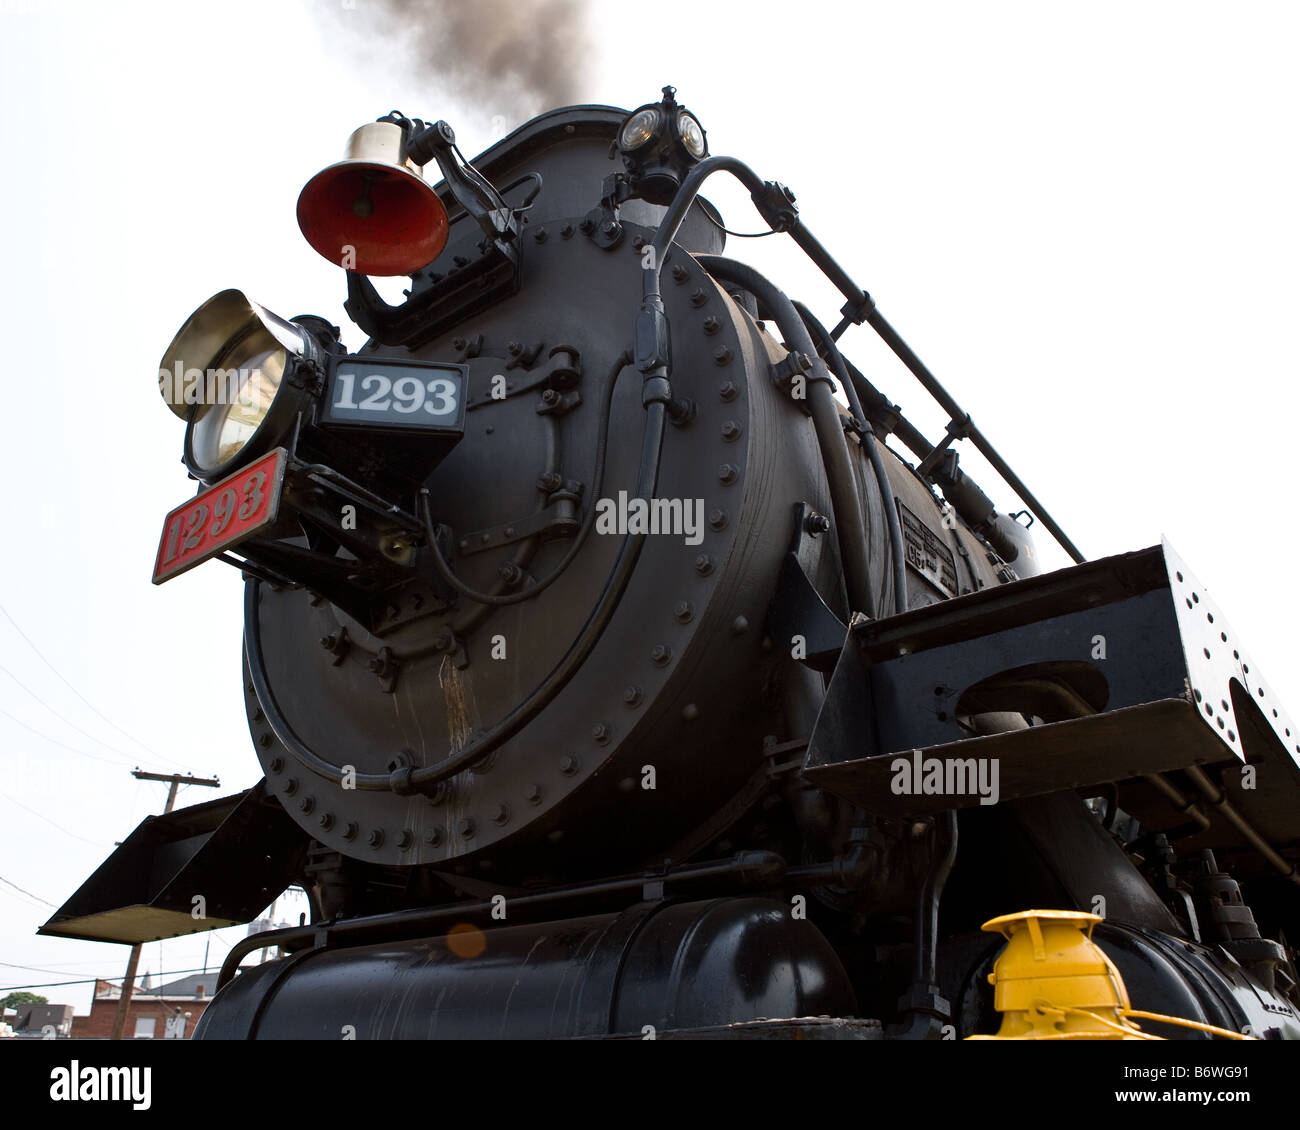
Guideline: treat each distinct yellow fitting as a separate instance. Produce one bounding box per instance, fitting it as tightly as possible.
[966,910,1149,1040]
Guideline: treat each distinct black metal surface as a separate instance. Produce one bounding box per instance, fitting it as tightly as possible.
[194,897,855,1040]
[802,543,1295,816]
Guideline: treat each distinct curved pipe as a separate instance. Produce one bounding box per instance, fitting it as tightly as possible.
[698,255,875,620]
[796,301,908,617]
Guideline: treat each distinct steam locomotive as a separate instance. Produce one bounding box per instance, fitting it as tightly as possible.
[44,89,1300,1040]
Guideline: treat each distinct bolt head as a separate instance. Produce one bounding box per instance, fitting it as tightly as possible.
[695,554,715,575]
[491,804,509,826]
[560,755,579,776]
[458,818,476,838]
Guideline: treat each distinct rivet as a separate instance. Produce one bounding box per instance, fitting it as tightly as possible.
[617,777,636,794]
[709,509,728,531]
[718,464,739,485]
[532,227,548,243]
[560,223,575,239]
[397,829,413,849]
[319,812,334,830]
[731,615,750,635]
[560,755,579,776]
[674,601,695,624]
[525,783,543,805]
[252,707,265,723]
[458,817,476,839]
[260,733,275,750]
[651,644,673,666]
[452,337,466,350]
[342,822,358,841]
[269,756,284,773]
[282,777,298,795]
[623,685,644,707]
[592,722,611,744]
[690,287,709,307]
[548,829,565,844]
[491,804,510,826]
[719,381,738,401]
[299,796,315,814]
[721,420,742,442]
[425,827,443,847]
[682,703,699,721]
[695,554,715,576]
[507,341,522,356]
[703,315,721,335]
[713,346,733,366]
[368,828,384,848]
[671,264,690,284]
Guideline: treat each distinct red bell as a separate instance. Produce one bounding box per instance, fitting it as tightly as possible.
[297,121,450,277]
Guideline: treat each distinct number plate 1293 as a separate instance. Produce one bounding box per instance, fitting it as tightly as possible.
[322,360,467,432]
[152,449,286,584]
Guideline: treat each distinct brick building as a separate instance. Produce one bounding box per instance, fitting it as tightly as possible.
[71,973,214,1039]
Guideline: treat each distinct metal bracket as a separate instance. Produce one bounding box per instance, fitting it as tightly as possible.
[455,485,584,557]
[765,502,849,671]
[803,541,1300,824]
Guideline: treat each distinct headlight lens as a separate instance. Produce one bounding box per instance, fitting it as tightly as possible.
[190,343,287,472]
[620,108,660,151]
[677,111,706,159]
[161,289,312,482]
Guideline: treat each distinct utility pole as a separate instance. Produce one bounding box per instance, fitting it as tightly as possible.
[110,769,220,1041]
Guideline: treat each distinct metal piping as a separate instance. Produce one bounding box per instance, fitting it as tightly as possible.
[1183,766,1300,886]
[796,301,909,616]
[697,255,876,620]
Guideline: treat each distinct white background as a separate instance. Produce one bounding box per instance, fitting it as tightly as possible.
[0,0,1295,1017]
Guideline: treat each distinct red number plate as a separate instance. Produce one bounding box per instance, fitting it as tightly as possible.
[152,449,287,584]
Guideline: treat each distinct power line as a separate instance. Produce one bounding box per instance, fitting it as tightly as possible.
[0,602,193,773]
[0,704,128,767]
[0,660,146,765]
[0,964,239,993]
[0,872,56,907]
[0,883,49,912]
[0,792,109,848]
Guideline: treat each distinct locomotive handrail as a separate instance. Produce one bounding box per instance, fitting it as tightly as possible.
[644,154,1086,565]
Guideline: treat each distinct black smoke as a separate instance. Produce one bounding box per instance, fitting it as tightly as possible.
[326,0,595,127]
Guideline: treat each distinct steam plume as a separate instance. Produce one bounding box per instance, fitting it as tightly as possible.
[329,0,595,127]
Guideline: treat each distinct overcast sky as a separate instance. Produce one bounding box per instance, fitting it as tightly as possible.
[1,0,1296,1017]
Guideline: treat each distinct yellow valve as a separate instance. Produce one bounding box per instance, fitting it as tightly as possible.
[966,910,1149,1040]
